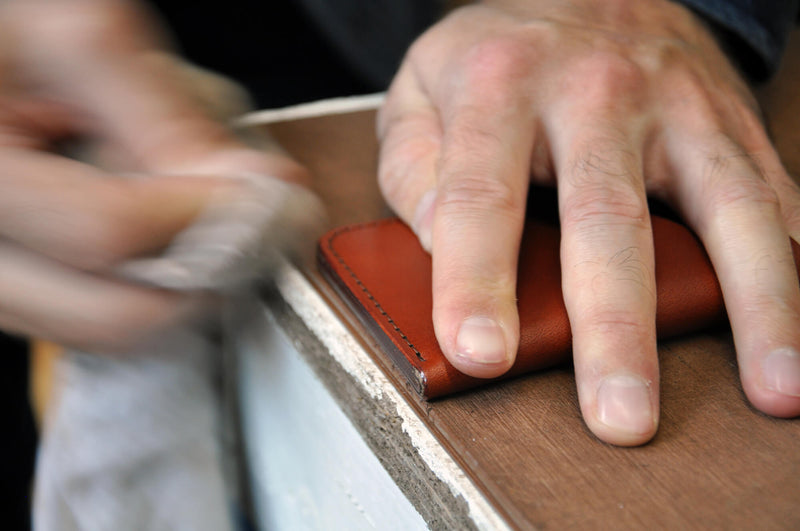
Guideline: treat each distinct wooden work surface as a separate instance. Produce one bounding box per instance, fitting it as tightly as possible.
[257,36,800,530]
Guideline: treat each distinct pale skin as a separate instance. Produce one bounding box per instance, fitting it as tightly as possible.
[0,0,308,351]
[378,0,800,445]
[4,0,798,446]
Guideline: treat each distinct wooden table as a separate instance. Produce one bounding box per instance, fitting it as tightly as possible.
[233,33,800,530]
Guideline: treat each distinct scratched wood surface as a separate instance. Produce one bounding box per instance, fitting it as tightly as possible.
[263,33,800,530]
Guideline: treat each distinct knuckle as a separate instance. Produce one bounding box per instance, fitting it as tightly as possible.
[704,172,780,217]
[437,174,523,219]
[660,68,725,126]
[463,36,533,82]
[659,46,760,119]
[566,52,646,106]
[439,114,506,168]
[561,181,648,232]
[458,36,535,107]
[579,306,652,338]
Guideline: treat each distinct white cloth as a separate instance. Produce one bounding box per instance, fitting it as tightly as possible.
[34,176,325,530]
[34,329,232,531]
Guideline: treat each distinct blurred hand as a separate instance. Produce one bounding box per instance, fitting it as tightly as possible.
[0,0,310,350]
[378,0,800,445]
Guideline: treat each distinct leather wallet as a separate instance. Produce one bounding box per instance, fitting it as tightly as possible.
[318,201,800,399]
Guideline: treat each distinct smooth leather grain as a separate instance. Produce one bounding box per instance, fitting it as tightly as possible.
[319,215,800,399]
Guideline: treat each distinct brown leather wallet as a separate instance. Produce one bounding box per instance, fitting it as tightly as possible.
[318,209,800,399]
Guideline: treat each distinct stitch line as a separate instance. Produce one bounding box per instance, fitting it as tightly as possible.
[324,220,426,363]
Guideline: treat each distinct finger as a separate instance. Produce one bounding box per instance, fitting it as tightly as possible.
[669,133,800,418]
[552,118,659,446]
[0,241,211,352]
[428,58,536,379]
[0,147,233,270]
[377,65,441,251]
[721,104,800,242]
[748,144,800,242]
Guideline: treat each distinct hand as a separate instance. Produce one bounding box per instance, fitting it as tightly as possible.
[378,0,800,445]
[0,0,311,350]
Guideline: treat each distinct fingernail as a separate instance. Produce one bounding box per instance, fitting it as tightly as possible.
[596,374,654,435]
[455,316,508,365]
[413,190,436,252]
[762,347,800,397]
